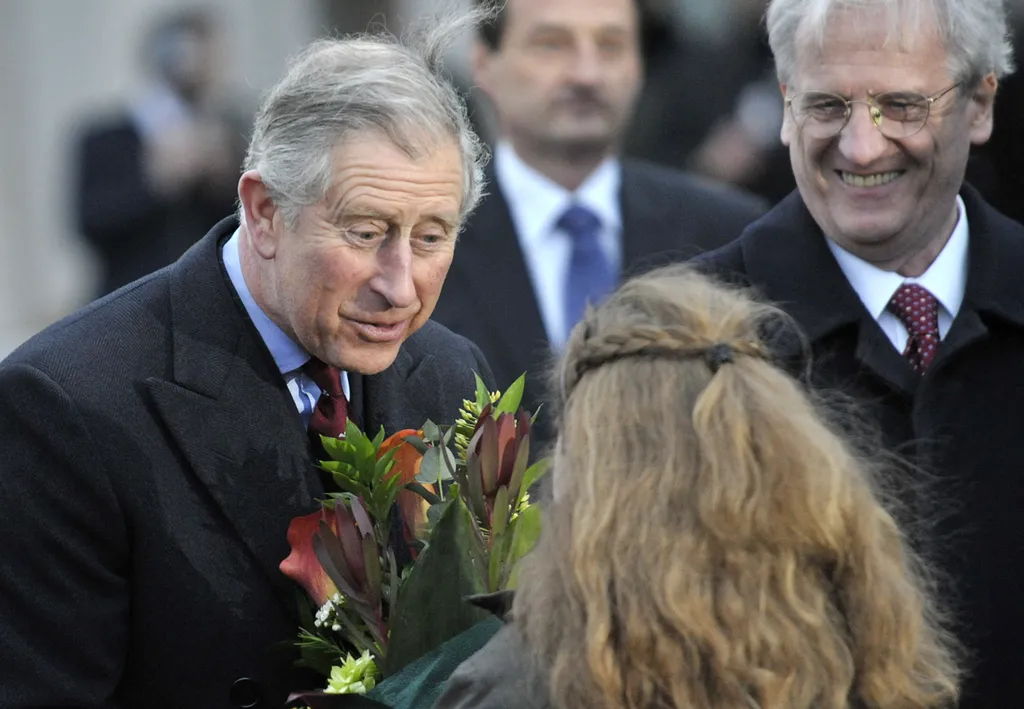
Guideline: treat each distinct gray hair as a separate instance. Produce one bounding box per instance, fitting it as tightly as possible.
[242,9,492,230]
[766,0,1016,87]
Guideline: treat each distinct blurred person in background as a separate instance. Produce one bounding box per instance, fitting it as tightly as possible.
[699,0,1024,705]
[624,0,796,204]
[431,0,767,445]
[73,7,248,298]
[436,264,960,709]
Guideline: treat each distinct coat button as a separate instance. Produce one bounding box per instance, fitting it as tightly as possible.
[229,677,263,708]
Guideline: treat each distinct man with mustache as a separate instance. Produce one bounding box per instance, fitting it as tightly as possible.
[431,0,766,441]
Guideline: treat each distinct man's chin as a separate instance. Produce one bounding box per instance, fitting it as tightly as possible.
[542,130,615,157]
[339,345,402,376]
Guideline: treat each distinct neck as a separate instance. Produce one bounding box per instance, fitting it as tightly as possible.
[238,227,276,320]
[506,137,613,192]
[894,201,960,278]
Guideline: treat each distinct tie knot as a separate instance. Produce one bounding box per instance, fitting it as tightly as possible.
[887,283,940,337]
[303,358,344,398]
[557,204,602,242]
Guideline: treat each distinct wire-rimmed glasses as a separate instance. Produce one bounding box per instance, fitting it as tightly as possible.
[785,83,961,139]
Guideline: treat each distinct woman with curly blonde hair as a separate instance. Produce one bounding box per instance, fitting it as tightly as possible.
[434,264,960,709]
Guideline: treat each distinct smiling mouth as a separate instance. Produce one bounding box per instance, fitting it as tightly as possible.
[838,170,904,188]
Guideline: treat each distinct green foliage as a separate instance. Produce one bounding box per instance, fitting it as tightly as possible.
[382,497,490,677]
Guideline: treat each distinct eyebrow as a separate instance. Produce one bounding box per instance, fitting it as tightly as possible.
[534,24,631,36]
[337,207,459,232]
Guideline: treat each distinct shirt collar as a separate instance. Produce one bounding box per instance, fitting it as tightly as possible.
[827,194,969,320]
[493,141,621,249]
[222,228,311,375]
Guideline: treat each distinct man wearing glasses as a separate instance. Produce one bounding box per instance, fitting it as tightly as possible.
[699,0,1023,706]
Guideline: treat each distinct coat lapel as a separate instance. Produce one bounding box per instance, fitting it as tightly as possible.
[145,221,324,610]
[933,184,1024,370]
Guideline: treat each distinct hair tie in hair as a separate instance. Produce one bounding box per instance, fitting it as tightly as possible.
[706,343,734,373]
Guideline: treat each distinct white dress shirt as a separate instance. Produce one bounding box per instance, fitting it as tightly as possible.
[222,229,350,427]
[494,141,623,348]
[827,195,969,354]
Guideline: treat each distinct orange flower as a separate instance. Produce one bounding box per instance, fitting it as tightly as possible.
[380,429,432,545]
[280,507,342,607]
[280,498,381,612]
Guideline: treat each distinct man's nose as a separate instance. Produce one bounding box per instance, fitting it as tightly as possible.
[837,102,892,165]
[372,237,417,310]
[568,42,603,85]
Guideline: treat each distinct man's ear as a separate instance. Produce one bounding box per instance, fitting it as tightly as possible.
[968,73,999,145]
[238,170,282,258]
[779,83,795,147]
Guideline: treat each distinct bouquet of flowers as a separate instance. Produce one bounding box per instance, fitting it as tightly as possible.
[279,374,549,705]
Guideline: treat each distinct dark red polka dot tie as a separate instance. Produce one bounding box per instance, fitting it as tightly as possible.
[886,283,941,372]
[303,358,348,457]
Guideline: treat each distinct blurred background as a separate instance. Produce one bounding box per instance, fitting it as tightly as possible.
[1,0,1020,360]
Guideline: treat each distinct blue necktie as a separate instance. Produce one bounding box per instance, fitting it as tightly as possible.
[559,204,614,341]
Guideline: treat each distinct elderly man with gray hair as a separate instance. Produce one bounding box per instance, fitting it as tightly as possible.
[0,15,495,709]
[697,0,1024,706]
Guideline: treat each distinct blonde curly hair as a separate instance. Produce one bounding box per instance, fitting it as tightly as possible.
[513,264,960,709]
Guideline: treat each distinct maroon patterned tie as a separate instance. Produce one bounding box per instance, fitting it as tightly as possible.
[886,283,941,372]
[303,358,348,457]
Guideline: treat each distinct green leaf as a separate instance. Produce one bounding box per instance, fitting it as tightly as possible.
[371,426,386,450]
[487,536,503,593]
[490,485,511,538]
[317,466,373,501]
[346,421,377,470]
[319,459,357,478]
[320,436,358,464]
[382,497,489,677]
[474,372,491,411]
[521,458,551,495]
[372,447,399,485]
[426,499,447,529]
[502,504,542,589]
[422,419,442,443]
[417,446,442,484]
[442,425,456,446]
[438,446,457,481]
[494,373,526,416]
[344,419,368,447]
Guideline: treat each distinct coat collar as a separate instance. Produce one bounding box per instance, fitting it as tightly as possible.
[738,184,1024,392]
